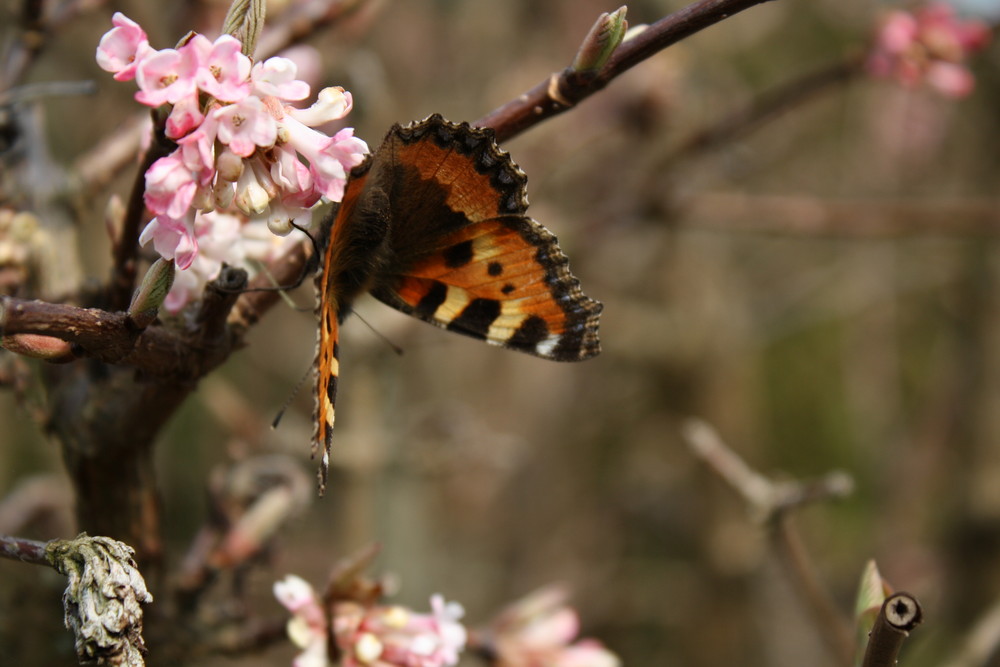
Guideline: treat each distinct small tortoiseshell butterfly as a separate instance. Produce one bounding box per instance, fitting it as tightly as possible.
[313,114,602,491]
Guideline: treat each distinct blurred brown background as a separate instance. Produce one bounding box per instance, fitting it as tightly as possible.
[3,0,1000,665]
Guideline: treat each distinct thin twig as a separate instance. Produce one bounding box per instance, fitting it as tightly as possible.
[666,54,864,165]
[683,419,852,521]
[476,0,777,142]
[0,534,50,566]
[682,418,855,665]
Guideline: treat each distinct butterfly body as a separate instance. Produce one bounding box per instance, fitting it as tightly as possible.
[313,114,602,490]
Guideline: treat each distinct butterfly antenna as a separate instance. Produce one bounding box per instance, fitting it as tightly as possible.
[272,362,314,429]
[290,220,323,261]
[354,312,404,356]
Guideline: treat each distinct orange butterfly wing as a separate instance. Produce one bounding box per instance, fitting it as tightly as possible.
[312,115,601,492]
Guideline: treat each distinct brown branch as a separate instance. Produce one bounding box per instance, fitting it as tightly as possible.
[861,593,923,667]
[1,263,249,378]
[476,0,777,142]
[18,268,248,566]
[0,534,49,565]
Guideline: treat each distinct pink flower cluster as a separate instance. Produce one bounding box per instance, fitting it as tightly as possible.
[96,13,369,310]
[274,575,467,667]
[867,2,991,98]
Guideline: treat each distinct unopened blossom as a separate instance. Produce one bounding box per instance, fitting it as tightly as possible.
[867,2,991,97]
[97,13,369,310]
[486,586,620,667]
[252,57,311,101]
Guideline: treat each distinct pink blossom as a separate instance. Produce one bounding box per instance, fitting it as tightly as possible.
[252,58,311,101]
[214,95,278,156]
[333,595,467,667]
[270,144,318,208]
[274,45,323,95]
[281,118,368,201]
[139,212,198,270]
[165,92,206,140]
[95,13,149,82]
[191,34,252,102]
[486,586,620,667]
[97,15,367,301]
[144,153,198,219]
[135,45,200,107]
[275,575,330,667]
[161,215,303,312]
[926,60,976,97]
[867,2,991,98]
[176,117,218,186]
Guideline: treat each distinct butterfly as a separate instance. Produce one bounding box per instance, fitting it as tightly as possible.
[313,114,602,492]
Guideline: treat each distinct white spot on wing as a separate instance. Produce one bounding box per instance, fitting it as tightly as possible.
[535,335,561,357]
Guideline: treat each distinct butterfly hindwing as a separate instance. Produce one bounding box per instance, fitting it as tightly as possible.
[371,215,601,360]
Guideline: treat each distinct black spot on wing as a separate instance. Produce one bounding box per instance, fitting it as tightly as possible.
[447,298,501,339]
[415,281,448,318]
[501,283,516,295]
[443,240,474,268]
[508,315,549,351]
[487,261,503,276]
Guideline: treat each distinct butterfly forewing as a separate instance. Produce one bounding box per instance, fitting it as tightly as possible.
[371,215,601,360]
